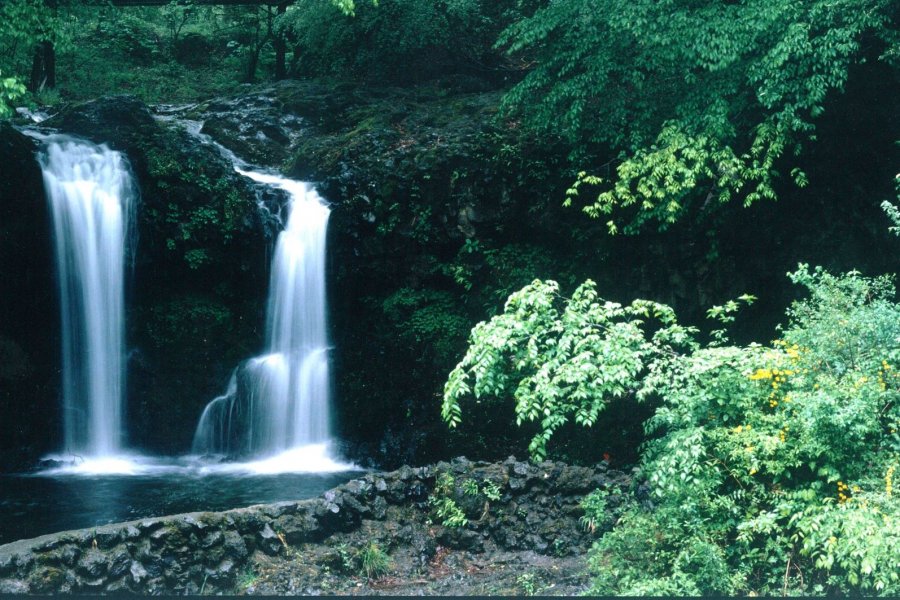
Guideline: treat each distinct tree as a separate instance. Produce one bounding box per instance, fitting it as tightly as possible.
[498,0,898,232]
[0,0,72,95]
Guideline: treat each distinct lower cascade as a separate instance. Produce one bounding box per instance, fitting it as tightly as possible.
[193,169,343,469]
[39,136,135,458]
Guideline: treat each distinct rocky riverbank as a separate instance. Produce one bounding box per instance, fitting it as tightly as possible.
[0,457,628,595]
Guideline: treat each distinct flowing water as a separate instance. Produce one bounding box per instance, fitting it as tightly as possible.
[191,140,345,469]
[5,129,354,547]
[38,137,135,458]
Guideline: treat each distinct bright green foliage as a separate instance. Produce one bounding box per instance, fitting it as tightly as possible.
[428,472,469,528]
[0,0,70,109]
[500,0,896,231]
[444,266,900,593]
[463,476,502,501]
[579,487,624,534]
[442,279,697,460]
[0,73,26,118]
[707,293,757,345]
[480,479,501,501]
[594,266,900,594]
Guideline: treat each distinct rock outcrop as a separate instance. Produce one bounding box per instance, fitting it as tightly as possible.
[0,123,59,471]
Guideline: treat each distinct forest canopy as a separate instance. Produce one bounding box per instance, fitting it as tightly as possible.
[499,0,899,231]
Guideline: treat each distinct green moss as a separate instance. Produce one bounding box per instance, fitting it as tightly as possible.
[146,296,234,350]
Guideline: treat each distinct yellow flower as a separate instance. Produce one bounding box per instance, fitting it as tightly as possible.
[749,369,773,381]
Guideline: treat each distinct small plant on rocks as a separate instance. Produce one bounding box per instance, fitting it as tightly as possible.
[428,472,469,528]
[357,541,392,581]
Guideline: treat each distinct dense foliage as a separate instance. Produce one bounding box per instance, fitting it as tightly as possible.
[442,279,696,460]
[499,0,898,231]
[279,0,538,82]
[445,266,900,594]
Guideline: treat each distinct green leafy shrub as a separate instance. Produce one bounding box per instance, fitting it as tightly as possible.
[444,265,900,594]
[428,472,469,528]
[443,278,697,460]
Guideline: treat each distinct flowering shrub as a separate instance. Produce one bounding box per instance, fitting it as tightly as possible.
[445,265,900,594]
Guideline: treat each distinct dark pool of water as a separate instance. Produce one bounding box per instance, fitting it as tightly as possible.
[0,470,361,545]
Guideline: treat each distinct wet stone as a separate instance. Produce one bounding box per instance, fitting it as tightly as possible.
[77,576,106,591]
[200,530,223,549]
[397,465,415,481]
[386,480,406,503]
[525,534,549,553]
[258,524,282,555]
[106,577,130,592]
[58,545,81,567]
[149,527,169,543]
[371,496,388,520]
[76,549,106,578]
[0,553,13,574]
[139,520,162,532]
[0,579,29,594]
[27,566,65,593]
[107,548,131,578]
[512,462,529,476]
[128,560,147,583]
[95,529,120,549]
[34,538,63,552]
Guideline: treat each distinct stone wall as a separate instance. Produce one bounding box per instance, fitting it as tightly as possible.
[0,458,627,594]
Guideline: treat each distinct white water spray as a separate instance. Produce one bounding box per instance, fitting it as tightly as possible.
[193,167,345,470]
[39,137,134,458]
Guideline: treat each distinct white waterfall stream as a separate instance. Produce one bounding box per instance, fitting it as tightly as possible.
[33,125,349,476]
[191,161,347,472]
[39,136,135,460]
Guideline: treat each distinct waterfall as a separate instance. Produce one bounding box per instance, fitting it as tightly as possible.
[192,169,336,463]
[39,137,135,458]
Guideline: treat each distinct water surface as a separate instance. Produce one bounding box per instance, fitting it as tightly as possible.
[0,466,361,545]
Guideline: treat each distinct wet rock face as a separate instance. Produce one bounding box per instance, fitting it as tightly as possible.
[193,92,307,168]
[0,457,627,594]
[0,123,60,470]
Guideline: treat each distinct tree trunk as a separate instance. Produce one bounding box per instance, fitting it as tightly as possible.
[29,41,56,92]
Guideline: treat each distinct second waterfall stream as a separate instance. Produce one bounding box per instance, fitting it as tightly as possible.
[192,164,349,473]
